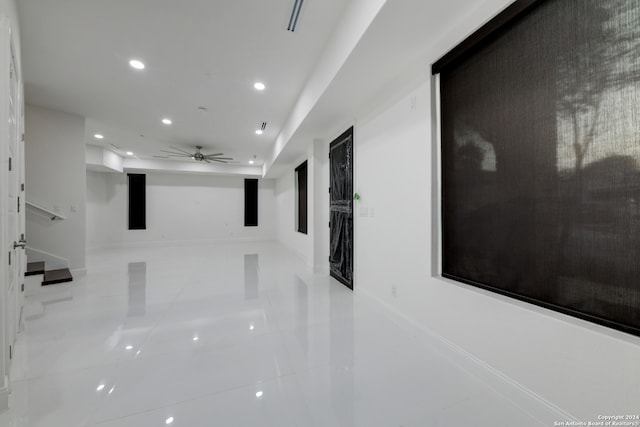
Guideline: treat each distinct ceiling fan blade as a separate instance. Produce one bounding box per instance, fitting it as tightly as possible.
[204,159,211,163]
[169,146,194,155]
[160,150,190,156]
[211,159,229,163]
[166,154,193,158]
[204,153,224,157]
[152,155,169,158]
[209,157,234,160]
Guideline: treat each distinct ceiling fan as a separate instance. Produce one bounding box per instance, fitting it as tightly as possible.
[159,146,234,163]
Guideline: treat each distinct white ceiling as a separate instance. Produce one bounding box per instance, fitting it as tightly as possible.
[17,0,509,177]
[17,0,347,169]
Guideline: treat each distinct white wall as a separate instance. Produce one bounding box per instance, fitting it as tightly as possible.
[85,170,115,249]
[86,171,276,249]
[25,105,86,270]
[272,0,640,418]
[275,170,313,265]
[312,139,330,272]
[353,80,640,419]
[273,53,640,422]
[274,140,330,271]
[86,145,123,173]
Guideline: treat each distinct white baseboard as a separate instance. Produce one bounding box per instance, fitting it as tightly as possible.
[356,288,578,425]
[87,236,277,252]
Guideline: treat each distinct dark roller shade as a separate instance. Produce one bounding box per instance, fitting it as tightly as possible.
[296,161,308,234]
[128,174,146,230]
[244,178,258,227]
[432,0,544,75]
[437,0,640,337]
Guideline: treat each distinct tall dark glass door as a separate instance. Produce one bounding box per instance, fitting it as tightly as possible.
[329,127,354,289]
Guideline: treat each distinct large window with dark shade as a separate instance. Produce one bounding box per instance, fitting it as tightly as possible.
[296,161,308,234]
[128,173,146,230]
[244,178,258,227]
[434,0,640,336]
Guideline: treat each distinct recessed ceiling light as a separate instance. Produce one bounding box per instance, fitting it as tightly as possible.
[165,417,174,425]
[94,134,104,139]
[129,59,145,70]
[126,151,134,156]
[96,384,105,392]
[255,130,263,135]
[125,345,133,350]
[249,160,255,165]
[162,118,172,125]
[255,391,263,398]
[254,82,266,91]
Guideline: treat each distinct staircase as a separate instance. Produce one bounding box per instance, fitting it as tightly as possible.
[25,261,73,290]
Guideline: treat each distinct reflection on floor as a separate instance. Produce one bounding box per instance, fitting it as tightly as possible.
[1,242,564,426]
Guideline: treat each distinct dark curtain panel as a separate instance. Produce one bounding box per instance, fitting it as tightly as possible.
[440,0,640,336]
[296,161,308,234]
[128,174,146,230]
[244,179,258,227]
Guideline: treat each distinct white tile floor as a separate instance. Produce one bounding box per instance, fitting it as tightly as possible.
[1,242,565,426]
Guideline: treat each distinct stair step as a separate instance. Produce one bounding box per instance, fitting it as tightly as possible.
[26,261,45,276]
[42,268,73,286]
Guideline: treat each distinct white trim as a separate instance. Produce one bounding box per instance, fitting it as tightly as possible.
[431,73,442,278]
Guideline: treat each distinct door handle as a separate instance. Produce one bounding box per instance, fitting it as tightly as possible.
[13,240,26,249]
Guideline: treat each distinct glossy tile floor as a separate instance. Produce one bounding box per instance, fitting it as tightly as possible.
[1,242,564,426]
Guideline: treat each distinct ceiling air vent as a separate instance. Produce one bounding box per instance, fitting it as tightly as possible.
[287,0,305,32]
[261,121,268,131]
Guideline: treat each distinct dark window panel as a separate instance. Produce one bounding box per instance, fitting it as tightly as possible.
[128,174,146,230]
[244,178,258,227]
[296,161,308,234]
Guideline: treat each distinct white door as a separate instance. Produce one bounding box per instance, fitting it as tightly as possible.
[16,58,25,330]
[8,38,24,346]
[1,16,23,385]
